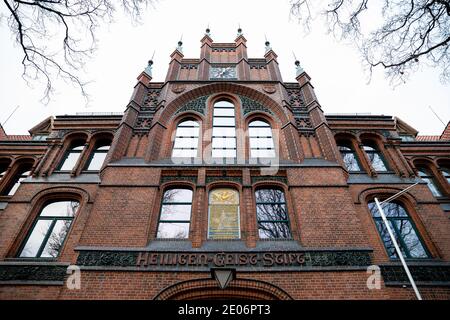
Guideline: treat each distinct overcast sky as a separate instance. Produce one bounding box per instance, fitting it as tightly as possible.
[1,0,449,136]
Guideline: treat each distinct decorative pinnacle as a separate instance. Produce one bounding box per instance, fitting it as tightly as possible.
[237,24,242,36]
[205,25,211,36]
[295,59,304,76]
[177,35,183,52]
[144,55,154,77]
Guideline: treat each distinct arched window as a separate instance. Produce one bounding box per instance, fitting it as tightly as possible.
[156,188,193,239]
[249,120,275,158]
[58,140,85,171]
[208,188,240,239]
[255,188,291,239]
[212,100,236,158]
[2,163,32,196]
[172,120,200,158]
[417,167,442,197]
[85,140,111,171]
[363,142,388,171]
[19,200,80,258]
[337,142,361,171]
[368,201,429,259]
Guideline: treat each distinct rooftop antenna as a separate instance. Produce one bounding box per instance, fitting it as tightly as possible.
[1,105,20,128]
[428,106,446,126]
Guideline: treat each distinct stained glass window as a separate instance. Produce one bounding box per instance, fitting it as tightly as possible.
[368,201,429,259]
[255,189,291,239]
[19,200,80,258]
[208,188,240,239]
[157,189,193,239]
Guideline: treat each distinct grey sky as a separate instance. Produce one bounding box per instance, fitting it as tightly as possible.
[1,0,449,135]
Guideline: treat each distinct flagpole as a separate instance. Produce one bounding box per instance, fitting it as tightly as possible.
[374,182,422,300]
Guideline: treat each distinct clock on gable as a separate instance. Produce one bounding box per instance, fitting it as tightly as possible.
[210,66,237,79]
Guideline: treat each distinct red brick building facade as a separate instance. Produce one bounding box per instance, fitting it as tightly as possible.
[1,31,449,300]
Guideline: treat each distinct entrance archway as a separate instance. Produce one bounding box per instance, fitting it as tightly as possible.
[153,278,292,300]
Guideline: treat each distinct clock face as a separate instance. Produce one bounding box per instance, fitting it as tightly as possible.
[210,66,236,79]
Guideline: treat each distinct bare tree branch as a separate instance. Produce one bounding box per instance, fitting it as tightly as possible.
[290,0,450,84]
[2,0,158,104]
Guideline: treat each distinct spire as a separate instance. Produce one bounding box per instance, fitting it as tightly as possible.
[143,51,155,77]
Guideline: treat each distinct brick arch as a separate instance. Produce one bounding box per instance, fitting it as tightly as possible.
[357,186,418,205]
[159,83,288,126]
[153,277,292,300]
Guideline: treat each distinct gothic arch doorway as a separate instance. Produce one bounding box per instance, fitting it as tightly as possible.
[153,278,292,300]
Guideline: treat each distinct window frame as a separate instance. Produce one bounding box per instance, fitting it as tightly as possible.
[337,142,362,172]
[17,200,80,259]
[248,119,276,159]
[171,119,200,158]
[84,140,111,171]
[255,188,292,239]
[207,187,241,240]
[368,200,431,260]
[156,188,193,239]
[362,142,389,172]
[211,100,237,159]
[416,167,443,197]
[57,141,85,172]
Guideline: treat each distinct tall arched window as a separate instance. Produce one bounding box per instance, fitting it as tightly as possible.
[212,100,236,158]
[363,142,388,171]
[249,120,275,158]
[19,200,80,258]
[58,140,85,171]
[85,140,111,171]
[337,142,361,171]
[368,201,429,259]
[417,167,442,197]
[172,120,200,158]
[208,188,240,239]
[255,188,291,239]
[156,188,193,239]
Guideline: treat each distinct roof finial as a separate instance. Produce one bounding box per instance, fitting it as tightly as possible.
[177,35,183,52]
[293,51,304,76]
[264,34,271,53]
[144,51,155,77]
[205,24,211,36]
[237,24,242,36]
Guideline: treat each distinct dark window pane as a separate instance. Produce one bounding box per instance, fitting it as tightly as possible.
[257,204,288,221]
[258,222,292,239]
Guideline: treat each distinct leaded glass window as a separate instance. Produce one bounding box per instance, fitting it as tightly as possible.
[58,141,85,171]
[338,143,361,171]
[255,189,292,239]
[417,167,442,197]
[85,141,111,171]
[249,120,276,158]
[19,200,80,258]
[208,188,240,239]
[212,101,236,158]
[363,143,388,171]
[157,189,193,239]
[172,120,200,158]
[368,201,429,259]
